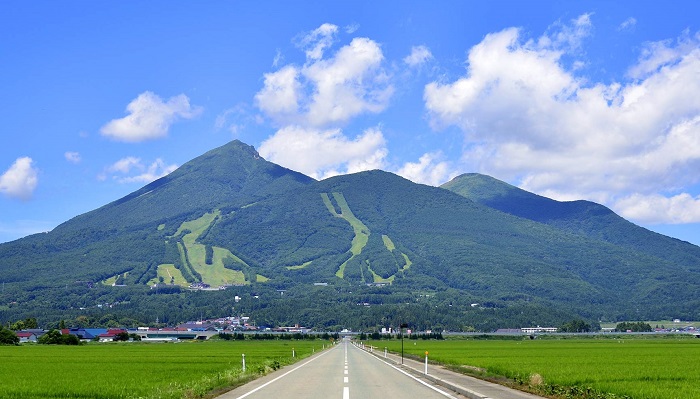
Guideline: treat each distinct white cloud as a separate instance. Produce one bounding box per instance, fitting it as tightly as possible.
[215,104,255,135]
[396,152,455,186]
[102,157,177,184]
[424,16,700,224]
[256,24,393,128]
[304,37,392,126]
[618,17,637,32]
[107,156,142,174]
[255,66,301,119]
[100,91,202,142]
[297,23,338,61]
[404,45,433,67]
[272,49,283,68]
[258,125,387,179]
[345,23,360,34]
[64,151,81,164]
[615,193,700,224]
[627,30,700,79]
[252,24,397,179]
[539,12,592,53]
[0,157,38,200]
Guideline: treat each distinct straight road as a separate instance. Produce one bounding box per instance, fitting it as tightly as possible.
[219,337,463,399]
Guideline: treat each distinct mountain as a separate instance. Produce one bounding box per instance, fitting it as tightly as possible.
[442,173,700,271]
[0,141,313,288]
[1,141,699,330]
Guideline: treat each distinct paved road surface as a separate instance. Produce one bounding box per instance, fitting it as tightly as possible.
[219,337,464,399]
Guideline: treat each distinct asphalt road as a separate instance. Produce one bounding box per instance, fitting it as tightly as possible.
[218,337,464,399]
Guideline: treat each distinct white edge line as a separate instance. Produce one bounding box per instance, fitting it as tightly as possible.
[354,345,459,399]
[234,345,336,399]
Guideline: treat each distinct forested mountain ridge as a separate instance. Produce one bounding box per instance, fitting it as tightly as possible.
[442,173,700,270]
[0,141,314,288]
[1,140,698,329]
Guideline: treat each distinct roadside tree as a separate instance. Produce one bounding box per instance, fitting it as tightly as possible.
[0,326,19,345]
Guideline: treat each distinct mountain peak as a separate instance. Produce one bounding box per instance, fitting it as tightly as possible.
[53,139,313,233]
[217,139,261,158]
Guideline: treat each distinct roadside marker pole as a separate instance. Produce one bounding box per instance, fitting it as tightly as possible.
[242,354,246,372]
[424,351,429,375]
[292,348,295,358]
[384,347,387,358]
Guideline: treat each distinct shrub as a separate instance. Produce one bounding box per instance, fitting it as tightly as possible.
[0,326,19,345]
[38,329,82,345]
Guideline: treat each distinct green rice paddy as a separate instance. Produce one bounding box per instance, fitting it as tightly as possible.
[0,340,324,399]
[373,336,700,399]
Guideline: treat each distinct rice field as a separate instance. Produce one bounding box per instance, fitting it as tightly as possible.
[373,336,700,399]
[0,339,325,399]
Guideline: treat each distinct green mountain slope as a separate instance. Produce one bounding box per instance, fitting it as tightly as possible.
[1,143,699,329]
[0,140,313,287]
[441,173,700,269]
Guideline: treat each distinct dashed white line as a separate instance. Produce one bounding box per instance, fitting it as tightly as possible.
[343,341,350,399]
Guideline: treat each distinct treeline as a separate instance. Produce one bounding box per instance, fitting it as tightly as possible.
[0,282,603,333]
[558,319,598,332]
[615,321,653,332]
[218,332,341,341]
[360,331,444,340]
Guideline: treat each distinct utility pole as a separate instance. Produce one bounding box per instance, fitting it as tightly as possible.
[400,323,408,364]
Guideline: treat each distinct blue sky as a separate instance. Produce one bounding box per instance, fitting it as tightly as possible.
[2,1,700,246]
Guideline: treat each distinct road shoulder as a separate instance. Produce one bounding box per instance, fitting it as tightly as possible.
[357,343,545,399]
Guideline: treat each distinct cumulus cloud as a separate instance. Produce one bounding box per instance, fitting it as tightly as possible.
[424,15,700,223]
[253,23,396,180]
[304,37,392,126]
[258,126,387,179]
[255,24,393,127]
[64,151,81,164]
[255,66,301,119]
[101,157,177,183]
[0,157,38,200]
[615,193,700,224]
[100,91,202,142]
[404,45,433,67]
[396,152,455,186]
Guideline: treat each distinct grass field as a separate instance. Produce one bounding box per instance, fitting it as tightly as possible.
[170,211,251,286]
[323,192,370,279]
[371,336,700,399]
[149,264,189,287]
[0,340,326,399]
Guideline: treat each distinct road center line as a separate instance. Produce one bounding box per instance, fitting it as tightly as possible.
[233,345,336,399]
[343,386,349,399]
